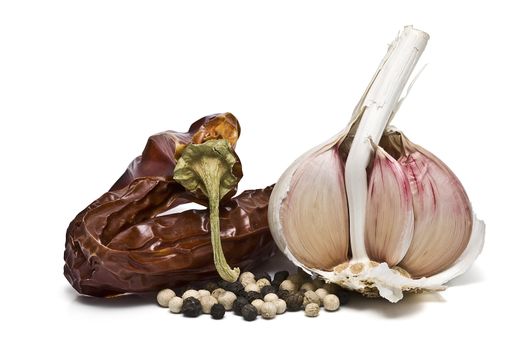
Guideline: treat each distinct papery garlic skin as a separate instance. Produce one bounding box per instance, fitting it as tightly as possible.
[268,26,485,303]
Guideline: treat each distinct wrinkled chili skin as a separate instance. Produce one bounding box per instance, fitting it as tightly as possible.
[63,113,275,297]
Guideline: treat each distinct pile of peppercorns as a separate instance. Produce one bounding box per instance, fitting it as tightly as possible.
[156,269,350,321]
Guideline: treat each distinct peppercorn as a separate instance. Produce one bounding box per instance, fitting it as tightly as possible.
[254,272,271,282]
[198,289,211,298]
[300,282,315,292]
[246,291,263,303]
[241,304,258,321]
[251,299,264,314]
[336,290,350,305]
[273,270,289,282]
[312,278,325,289]
[204,281,219,292]
[285,293,304,311]
[181,297,202,317]
[323,283,340,294]
[315,288,328,305]
[244,283,261,293]
[323,294,340,311]
[211,287,226,300]
[276,289,291,300]
[274,299,287,314]
[233,296,249,316]
[225,281,244,295]
[218,291,237,310]
[260,302,277,319]
[263,293,278,303]
[182,289,200,300]
[168,296,183,313]
[210,303,226,319]
[239,271,255,283]
[302,290,321,306]
[288,273,304,287]
[279,279,297,292]
[157,288,175,307]
[256,278,271,289]
[261,285,277,296]
[200,295,218,314]
[241,277,256,287]
[305,303,320,317]
[217,280,230,290]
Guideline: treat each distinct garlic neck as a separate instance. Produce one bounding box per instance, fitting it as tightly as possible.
[345,26,429,262]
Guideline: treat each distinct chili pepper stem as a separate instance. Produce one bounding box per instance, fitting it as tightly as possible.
[206,172,240,282]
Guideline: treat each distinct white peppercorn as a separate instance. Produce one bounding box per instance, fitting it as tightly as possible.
[198,289,211,298]
[300,282,315,292]
[200,295,218,314]
[157,289,176,307]
[168,296,183,313]
[323,294,340,311]
[211,287,226,300]
[279,279,297,292]
[263,293,278,303]
[314,288,328,304]
[305,303,320,317]
[218,291,237,310]
[274,299,287,314]
[241,277,256,287]
[244,283,261,293]
[260,301,277,319]
[303,290,321,306]
[256,278,271,289]
[182,289,200,300]
[251,299,264,314]
[239,271,255,283]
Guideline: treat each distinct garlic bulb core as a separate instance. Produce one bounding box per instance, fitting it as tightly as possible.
[268,26,485,302]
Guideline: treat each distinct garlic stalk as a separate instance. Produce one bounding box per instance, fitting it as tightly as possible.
[268,26,485,302]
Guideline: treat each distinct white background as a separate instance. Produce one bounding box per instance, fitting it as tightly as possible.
[1,1,521,349]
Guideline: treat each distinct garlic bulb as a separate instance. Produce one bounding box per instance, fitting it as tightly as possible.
[268,26,485,303]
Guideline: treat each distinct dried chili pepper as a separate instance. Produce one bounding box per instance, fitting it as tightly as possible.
[63,113,276,297]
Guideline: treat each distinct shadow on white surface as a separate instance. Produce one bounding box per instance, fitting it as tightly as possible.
[65,287,154,308]
[446,265,484,287]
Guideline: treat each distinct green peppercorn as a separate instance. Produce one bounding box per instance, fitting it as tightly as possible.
[181,297,202,317]
[233,296,249,316]
[261,285,277,296]
[241,304,258,321]
[285,293,304,311]
[210,303,225,319]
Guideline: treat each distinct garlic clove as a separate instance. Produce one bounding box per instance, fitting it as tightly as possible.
[278,148,350,271]
[382,132,473,278]
[365,144,414,266]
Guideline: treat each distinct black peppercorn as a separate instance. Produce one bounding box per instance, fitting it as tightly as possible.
[254,272,271,282]
[261,285,277,296]
[210,303,225,319]
[181,297,202,317]
[277,289,291,300]
[273,270,289,282]
[336,289,350,305]
[241,304,258,321]
[204,281,219,292]
[226,281,244,295]
[233,296,249,316]
[285,293,304,311]
[246,291,263,303]
[217,280,230,290]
